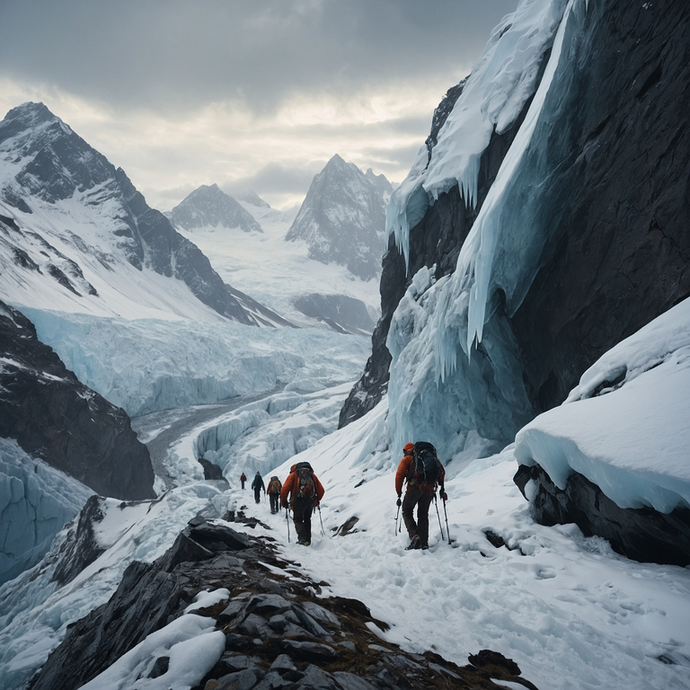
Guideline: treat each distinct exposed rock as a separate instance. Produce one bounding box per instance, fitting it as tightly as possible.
[292,294,376,336]
[514,464,690,567]
[0,300,155,500]
[29,516,539,690]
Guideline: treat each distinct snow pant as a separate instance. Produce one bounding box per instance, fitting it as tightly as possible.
[292,497,314,544]
[402,485,434,547]
[241,480,246,489]
[254,488,262,504]
[269,492,280,514]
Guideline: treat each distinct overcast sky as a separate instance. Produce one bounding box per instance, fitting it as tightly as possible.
[0,0,518,211]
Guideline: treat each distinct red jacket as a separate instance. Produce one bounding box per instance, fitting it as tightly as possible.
[395,449,445,495]
[281,469,325,507]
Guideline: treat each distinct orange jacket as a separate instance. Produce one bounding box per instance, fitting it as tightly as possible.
[281,469,325,507]
[395,449,445,495]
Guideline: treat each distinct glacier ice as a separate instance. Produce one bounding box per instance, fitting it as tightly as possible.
[0,438,93,586]
[385,0,569,268]
[385,0,590,460]
[19,308,370,417]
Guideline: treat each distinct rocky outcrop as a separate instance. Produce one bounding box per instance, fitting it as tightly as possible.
[293,293,376,336]
[340,0,690,428]
[30,514,538,690]
[514,465,690,567]
[0,300,155,500]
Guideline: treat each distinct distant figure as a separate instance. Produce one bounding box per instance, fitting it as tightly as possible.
[395,442,446,550]
[251,471,265,504]
[240,472,247,490]
[267,475,283,514]
[281,462,324,546]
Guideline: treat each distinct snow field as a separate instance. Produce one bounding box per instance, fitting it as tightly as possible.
[231,411,690,690]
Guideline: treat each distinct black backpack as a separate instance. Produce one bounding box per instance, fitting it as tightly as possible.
[412,442,441,486]
[293,461,315,498]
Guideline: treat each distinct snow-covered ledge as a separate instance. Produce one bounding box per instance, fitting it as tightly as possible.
[513,297,690,565]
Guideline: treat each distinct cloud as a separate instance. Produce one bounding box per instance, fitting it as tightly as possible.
[0,1,519,210]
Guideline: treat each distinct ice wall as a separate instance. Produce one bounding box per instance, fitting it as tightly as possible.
[386,0,587,459]
[0,438,93,585]
[20,309,370,418]
[386,0,568,268]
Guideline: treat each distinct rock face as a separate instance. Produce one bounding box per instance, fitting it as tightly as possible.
[0,300,155,500]
[168,184,263,234]
[0,102,282,326]
[514,465,690,567]
[286,154,392,282]
[30,514,538,690]
[340,0,690,428]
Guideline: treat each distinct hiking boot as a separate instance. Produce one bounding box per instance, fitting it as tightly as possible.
[298,539,311,546]
[405,535,422,550]
[421,544,429,550]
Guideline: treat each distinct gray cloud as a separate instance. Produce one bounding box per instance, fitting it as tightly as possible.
[1,0,517,115]
[0,0,519,209]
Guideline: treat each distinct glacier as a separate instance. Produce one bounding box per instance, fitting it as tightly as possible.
[20,308,370,418]
[0,438,93,585]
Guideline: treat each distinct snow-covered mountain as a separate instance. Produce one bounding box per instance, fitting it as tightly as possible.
[167,183,263,234]
[0,102,286,327]
[285,153,392,282]
[172,186,380,335]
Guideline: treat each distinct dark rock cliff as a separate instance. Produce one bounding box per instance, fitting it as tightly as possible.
[30,514,538,690]
[0,300,155,500]
[340,0,690,429]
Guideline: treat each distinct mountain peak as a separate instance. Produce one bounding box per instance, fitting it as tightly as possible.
[285,155,390,281]
[168,184,263,233]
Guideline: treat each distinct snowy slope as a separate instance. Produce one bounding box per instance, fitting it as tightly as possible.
[175,196,381,333]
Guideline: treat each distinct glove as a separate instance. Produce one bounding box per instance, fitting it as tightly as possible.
[440,489,448,501]
[396,496,402,507]
[281,501,287,509]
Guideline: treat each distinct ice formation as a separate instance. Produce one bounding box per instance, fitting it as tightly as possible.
[386,0,590,459]
[0,438,93,585]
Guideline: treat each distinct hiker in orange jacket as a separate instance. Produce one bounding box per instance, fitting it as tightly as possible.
[396,442,446,550]
[281,462,325,546]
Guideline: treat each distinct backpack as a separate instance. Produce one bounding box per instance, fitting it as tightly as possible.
[293,461,314,498]
[269,476,281,493]
[412,442,441,486]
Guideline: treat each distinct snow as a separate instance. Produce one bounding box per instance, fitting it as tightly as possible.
[175,200,381,330]
[515,297,690,512]
[79,614,226,690]
[2,306,690,689]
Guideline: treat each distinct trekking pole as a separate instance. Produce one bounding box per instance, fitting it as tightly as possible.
[434,495,445,542]
[394,501,401,535]
[317,504,325,537]
[443,496,451,544]
[285,507,291,543]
